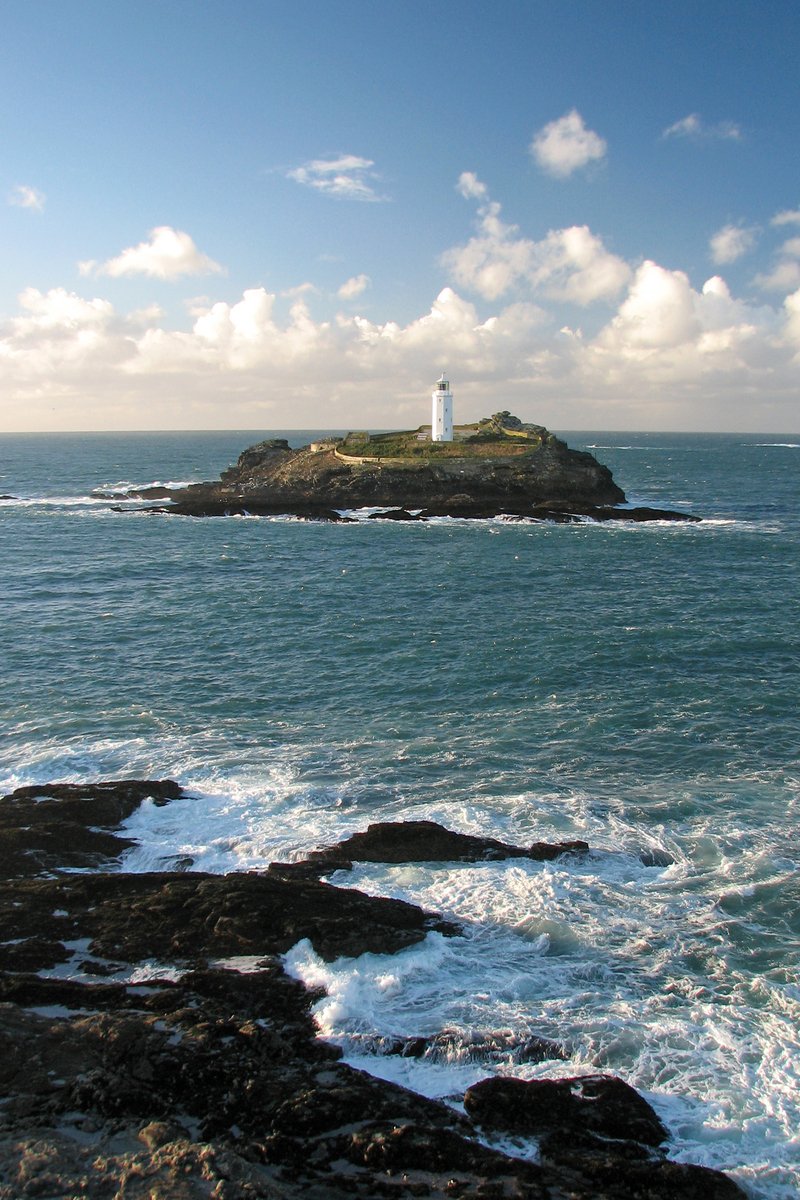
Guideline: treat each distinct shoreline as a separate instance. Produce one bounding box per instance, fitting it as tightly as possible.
[0,779,744,1199]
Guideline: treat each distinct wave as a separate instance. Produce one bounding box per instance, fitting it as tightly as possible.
[0,494,116,508]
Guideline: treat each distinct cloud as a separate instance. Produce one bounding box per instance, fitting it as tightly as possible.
[444,180,630,303]
[662,114,742,141]
[456,172,488,200]
[80,227,224,280]
[595,261,700,351]
[286,155,385,201]
[771,209,800,228]
[338,274,371,300]
[709,223,758,264]
[2,180,799,433]
[8,185,45,212]
[754,235,800,293]
[0,267,796,434]
[529,110,607,178]
[130,287,334,374]
[588,265,780,390]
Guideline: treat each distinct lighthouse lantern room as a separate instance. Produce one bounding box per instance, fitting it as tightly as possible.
[431,373,453,442]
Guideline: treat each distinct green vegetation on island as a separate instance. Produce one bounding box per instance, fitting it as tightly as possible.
[335,412,558,460]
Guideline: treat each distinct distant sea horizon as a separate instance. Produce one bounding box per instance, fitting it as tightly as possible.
[2,425,799,436]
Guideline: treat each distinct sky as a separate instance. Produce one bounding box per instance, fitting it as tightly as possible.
[2,0,800,433]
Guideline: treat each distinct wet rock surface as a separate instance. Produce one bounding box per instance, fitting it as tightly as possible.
[0,779,182,878]
[0,780,744,1198]
[368,1028,569,1066]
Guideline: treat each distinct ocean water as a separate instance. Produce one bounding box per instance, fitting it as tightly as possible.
[1,429,799,1197]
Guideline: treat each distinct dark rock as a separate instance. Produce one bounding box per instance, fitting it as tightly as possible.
[147,498,354,521]
[639,847,676,867]
[93,485,176,500]
[0,779,182,878]
[464,1073,668,1147]
[0,870,457,971]
[587,505,701,524]
[367,507,424,520]
[0,784,746,1199]
[377,1028,568,1065]
[221,438,292,477]
[298,819,589,873]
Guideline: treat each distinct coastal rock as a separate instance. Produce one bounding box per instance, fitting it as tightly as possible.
[462,1076,745,1197]
[291,819,589,876]
[93,484,177,500]
[376,1028,568,1065]
[464,1073,668,1146]
[0,779,182,878]
[367,506,424,520]
[0,870,457,970]
[0,783,745,1199]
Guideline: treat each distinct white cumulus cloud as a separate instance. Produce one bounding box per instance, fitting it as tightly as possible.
[530,110,607,179]
[80,227,224,280]
[596,261,700,351]
[2,181,800,433]
[444,179,629,303]
[286,155,385,201]
[8,184,46,212]
[709,223,758,264]
[456,172,488,200]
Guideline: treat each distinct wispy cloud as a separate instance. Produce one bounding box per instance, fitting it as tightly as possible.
[754,235,800,293]
[709,223,758,265]
[8,184,46,212]
[662,113,742,141]
[79,226,224,280]
[287,155,385,201]
[771,209,800,228]
[529,110,607,179]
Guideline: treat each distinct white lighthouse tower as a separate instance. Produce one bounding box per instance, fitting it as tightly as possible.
[431,373,453,442]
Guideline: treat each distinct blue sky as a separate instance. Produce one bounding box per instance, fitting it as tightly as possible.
[2,0,800,431]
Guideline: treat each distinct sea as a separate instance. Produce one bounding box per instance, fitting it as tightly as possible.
[1,429,798,1198]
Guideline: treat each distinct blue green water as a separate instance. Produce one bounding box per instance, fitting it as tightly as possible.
[1,431,798,1196]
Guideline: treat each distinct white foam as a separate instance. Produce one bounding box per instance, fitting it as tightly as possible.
[279,837,800,1197]
[5,745,798,1196]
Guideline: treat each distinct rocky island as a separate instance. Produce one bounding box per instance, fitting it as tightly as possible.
[0,780,744,1198]
[148,413,698,522]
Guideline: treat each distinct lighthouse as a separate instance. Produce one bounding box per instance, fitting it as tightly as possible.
[431,373,453,442]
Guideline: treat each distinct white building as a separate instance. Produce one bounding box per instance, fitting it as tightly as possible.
[431,373,453,442]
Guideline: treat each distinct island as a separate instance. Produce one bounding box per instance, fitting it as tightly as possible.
[147,413,699,522]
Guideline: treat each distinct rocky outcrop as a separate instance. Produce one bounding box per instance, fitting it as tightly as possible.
[280,819,589,879]
[0,780,743,1199]
[0,779,182,877]
[143,422,696,522]
[166,436,625,516]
